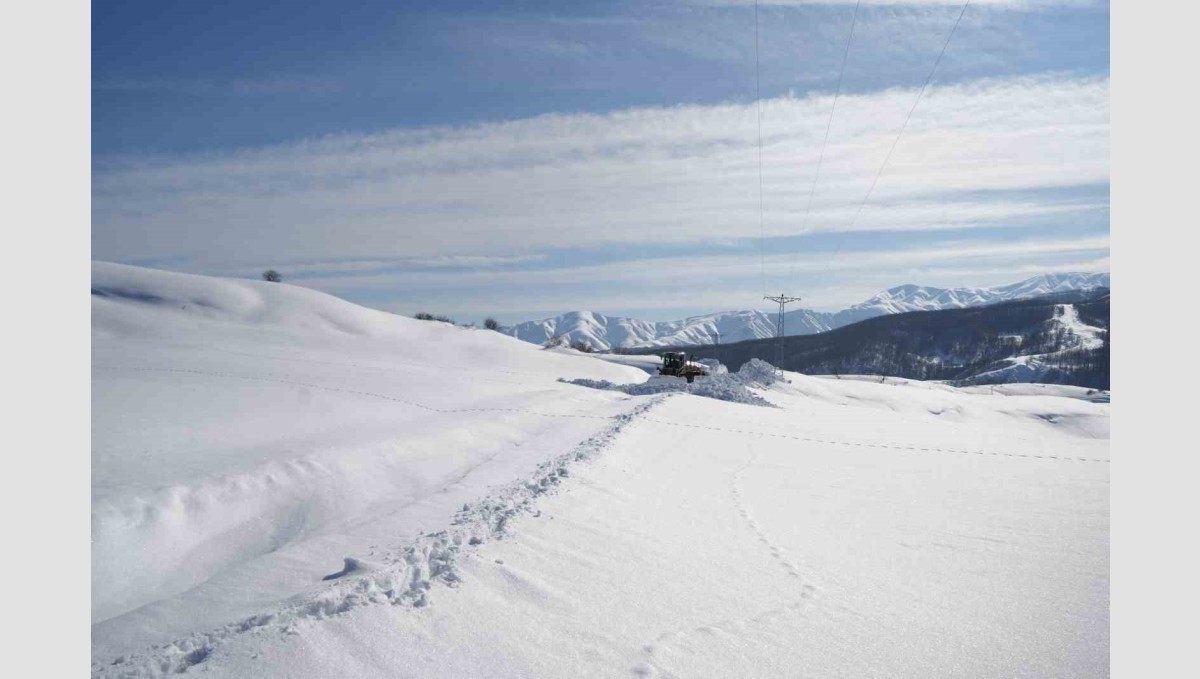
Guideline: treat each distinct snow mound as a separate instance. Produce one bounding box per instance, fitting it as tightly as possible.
[735,358,779,386]
[694,357,729,375]
[562,359,781,407]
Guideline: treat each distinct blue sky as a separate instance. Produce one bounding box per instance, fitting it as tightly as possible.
[93,0,1110,323]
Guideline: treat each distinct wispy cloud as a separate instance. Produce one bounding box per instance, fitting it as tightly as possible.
[687,1,1097,7]
[201,254,548,279]
[291,233,1108,316]
[94,73,1108,274]
[298,235,1103,290]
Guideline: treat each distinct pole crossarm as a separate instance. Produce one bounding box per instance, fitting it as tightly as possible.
[763,294,802,366]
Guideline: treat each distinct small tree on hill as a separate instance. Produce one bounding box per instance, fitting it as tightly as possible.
[484,317,501,331]
[262,269,282,282]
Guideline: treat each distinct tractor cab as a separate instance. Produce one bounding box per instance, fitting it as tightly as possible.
[658,351,706,382]
[660,352,686,372]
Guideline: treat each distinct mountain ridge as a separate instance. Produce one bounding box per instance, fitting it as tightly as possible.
[505,272,1111,350]
[660,288,1111,390]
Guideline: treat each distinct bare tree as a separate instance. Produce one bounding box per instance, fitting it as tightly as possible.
[262,269,282,282]
[484,317,501,331]
[414,312,454,324]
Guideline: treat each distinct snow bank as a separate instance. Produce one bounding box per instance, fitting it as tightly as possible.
[694,357,729,375]
[562,359,780,407]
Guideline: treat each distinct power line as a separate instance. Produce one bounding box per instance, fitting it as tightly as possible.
[753,0,767,298]
[786,0,862,283]
[811,0,971,308]
[844,0,971,233]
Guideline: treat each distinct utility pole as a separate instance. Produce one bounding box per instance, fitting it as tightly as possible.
[763,293,802,367]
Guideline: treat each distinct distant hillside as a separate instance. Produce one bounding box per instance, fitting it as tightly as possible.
[637,289,1110,390]
[505,309,777,350]
[506,272,1110,350]
[847,272,1110,314]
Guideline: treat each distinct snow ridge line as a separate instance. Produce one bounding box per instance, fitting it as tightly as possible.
[639,417,1108,463]
[92,364,618,421]
[94,396,665,679]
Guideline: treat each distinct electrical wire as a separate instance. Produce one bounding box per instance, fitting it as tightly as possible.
[754,0,768,298]
[786,0,862,284]
[844,0,972,234]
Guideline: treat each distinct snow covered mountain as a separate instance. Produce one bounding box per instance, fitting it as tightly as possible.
[850,272,1111,314]
[508,272,1111,350]
[506,309,779,350]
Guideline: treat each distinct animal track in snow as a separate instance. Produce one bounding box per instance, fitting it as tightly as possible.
[629,445,819,677]
[730,447,805,580]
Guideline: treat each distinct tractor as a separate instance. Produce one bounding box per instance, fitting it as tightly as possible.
[658,351,708,383]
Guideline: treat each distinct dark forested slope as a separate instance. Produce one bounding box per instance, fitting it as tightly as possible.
[632,290,1110,389]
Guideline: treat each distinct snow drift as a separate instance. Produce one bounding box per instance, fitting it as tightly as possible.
[92,261,647,660]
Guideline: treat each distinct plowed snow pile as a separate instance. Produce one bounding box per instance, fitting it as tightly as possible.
[561,358,779,406]
[93,263,1109,678]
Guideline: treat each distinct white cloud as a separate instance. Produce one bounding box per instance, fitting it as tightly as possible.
[203,254,548,278]
[689,1,1095,7]
[293,234,1108,314]
[94,74,1108,268]
[368,252,1110,320]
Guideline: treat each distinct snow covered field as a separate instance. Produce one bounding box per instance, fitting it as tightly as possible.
[93,263,1109,677]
